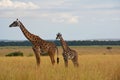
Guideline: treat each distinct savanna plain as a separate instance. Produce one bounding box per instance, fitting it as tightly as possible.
[0,46,120,80]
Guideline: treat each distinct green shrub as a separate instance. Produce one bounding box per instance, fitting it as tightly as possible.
[6,51,23,57]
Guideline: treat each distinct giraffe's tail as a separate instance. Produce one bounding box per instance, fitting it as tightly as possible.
[56,46,59,64]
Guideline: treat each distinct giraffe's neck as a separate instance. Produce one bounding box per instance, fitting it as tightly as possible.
[19,21,37,41]
[59,37,70,51]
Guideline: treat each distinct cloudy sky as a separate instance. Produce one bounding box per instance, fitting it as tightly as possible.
[0,0,120,40]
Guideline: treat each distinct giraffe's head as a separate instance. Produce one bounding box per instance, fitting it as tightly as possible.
[9,19,20,27]
[56,33,62,39]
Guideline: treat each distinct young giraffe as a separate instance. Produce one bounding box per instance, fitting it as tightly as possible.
[56,33,79,67]
[9,19,59,66]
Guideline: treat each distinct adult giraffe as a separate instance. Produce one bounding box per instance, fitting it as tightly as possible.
[9,19,59,66]
[56,33,79,67]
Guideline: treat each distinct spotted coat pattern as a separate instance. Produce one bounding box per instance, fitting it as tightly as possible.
[56,33,79,67]
[9,19,59,66]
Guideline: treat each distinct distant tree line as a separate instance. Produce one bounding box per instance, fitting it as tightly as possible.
[66,40,120,46]
[0,40,120,46]
[0,41,31,46]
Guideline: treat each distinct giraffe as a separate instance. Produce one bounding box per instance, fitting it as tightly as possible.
[56,33,79,67]
[9,19,59,66]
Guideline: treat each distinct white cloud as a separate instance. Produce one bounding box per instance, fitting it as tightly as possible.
[33,13,79,24]
[39,1,65,8]
[80,9,120,16]
[0,0,120,24]
[49,13,79,24]
[68,17,78,23]
[0,9,79,24]
[80,3,120,10]
[0,0,39,9]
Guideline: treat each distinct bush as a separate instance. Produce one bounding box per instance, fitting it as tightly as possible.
[6,51,23,57]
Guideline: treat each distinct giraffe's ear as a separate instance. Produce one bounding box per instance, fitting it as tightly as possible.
[58,32,61,35]
[59,32,62,36]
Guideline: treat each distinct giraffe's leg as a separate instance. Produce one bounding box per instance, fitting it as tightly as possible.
[63,53,68,67]
[72,56,79,67]
[72,60,79,67]
[32,46,41,66]
[48,49,55,65]
[64,57,68,67]
[49,51,55,65]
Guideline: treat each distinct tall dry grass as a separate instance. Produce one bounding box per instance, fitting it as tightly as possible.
[0,55,120,80]
[0,46,120,56]
[0,46,120,80]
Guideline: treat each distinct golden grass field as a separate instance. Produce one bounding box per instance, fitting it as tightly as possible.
[0,46,120,80]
